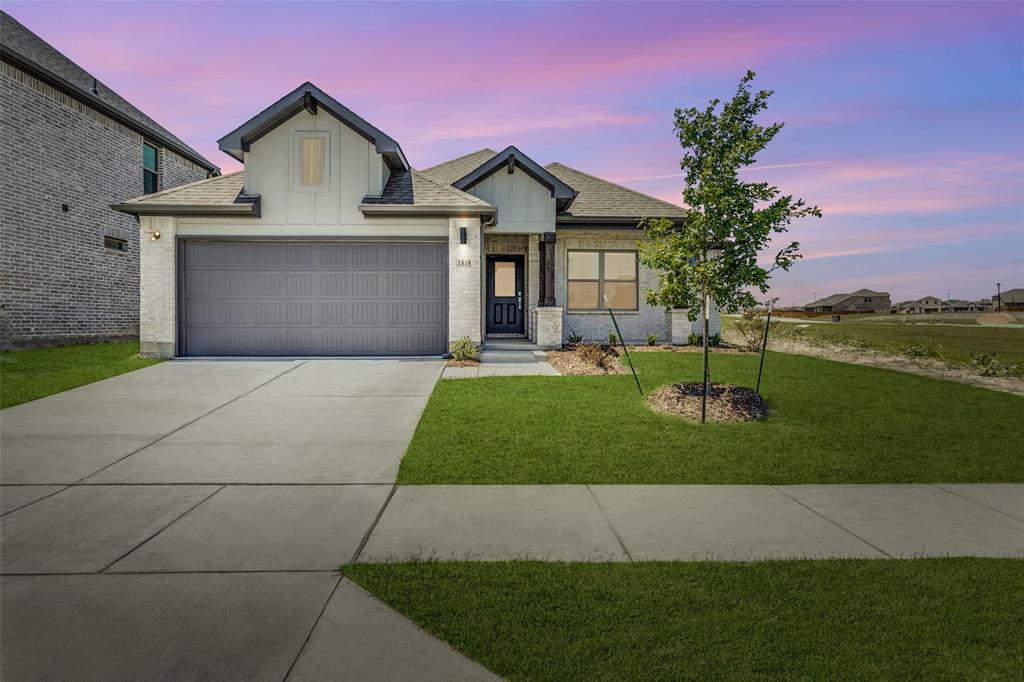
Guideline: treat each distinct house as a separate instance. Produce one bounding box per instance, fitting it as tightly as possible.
[0,11,218,349]
[994,288,1024,311]
[803,289,890,314]
[896,296,947,314]
[113,82,711,358]
[944,299,984,313]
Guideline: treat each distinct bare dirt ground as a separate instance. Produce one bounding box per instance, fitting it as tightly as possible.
[766,337,1024,396]
[446,358,480,368]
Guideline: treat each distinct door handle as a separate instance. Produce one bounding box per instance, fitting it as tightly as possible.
[517,291,523,310]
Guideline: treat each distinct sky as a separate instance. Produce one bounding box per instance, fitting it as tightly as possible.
[7,0,1022,305]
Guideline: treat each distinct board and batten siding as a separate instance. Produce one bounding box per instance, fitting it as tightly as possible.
[467,168,554,233]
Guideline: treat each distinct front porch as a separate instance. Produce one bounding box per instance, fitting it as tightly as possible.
[480,233,562,349]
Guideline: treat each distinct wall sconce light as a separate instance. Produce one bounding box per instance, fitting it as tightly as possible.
[150,231,161,241]
[459,227,467,244]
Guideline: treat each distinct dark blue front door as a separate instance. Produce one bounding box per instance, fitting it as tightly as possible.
[486,255,524,334]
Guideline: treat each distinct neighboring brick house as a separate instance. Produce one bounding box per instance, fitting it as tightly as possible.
[803,289,891,314]
[895,296,947,314]
[0,12,217,349]
[994,288,1024,312]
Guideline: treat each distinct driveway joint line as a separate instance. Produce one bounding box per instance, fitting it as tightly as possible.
[928,483,1024,522]
[585,484,634,562]
[74,361,309,484]
[770,485,894,559]
[0,485,71,517]
[281,574,344,682]
[349,484,399,565]
[97,485,226,574]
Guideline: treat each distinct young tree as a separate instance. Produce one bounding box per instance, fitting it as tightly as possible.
[640,71,821,422]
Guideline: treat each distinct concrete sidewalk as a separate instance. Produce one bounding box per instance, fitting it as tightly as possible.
[442,349,559,379]
[358,483,1024,562]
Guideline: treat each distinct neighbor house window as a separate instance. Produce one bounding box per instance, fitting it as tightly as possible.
[294,132,329,191]
[567,250,638,311]
[143,142,158,194]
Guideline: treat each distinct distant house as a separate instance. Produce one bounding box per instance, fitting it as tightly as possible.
[1,11,218,349]
[994,288,1024,311]
[803,289,891,314]
[896,296,946,314]
[945,299,984,313]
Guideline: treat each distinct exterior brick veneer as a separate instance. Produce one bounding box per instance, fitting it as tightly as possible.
[0,62,208,349]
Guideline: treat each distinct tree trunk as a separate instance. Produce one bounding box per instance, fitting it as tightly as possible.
[701,292,710,424]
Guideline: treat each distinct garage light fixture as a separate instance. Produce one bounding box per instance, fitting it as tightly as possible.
[460,227,467,244]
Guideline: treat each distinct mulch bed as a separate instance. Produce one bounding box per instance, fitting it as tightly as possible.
[546,350,628,375]
[446,358,480,368]
[646,382,767,423]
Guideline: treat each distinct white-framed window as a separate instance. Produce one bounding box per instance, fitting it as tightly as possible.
[567,249,639,311]
[293,131,329,191]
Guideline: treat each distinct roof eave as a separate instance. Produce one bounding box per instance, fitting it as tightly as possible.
[112,195,261,218]
[1,47,219,173]
[359,203,495,217]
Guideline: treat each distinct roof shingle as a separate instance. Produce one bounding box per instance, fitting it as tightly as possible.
[544,162,687,220]
[363,169,492,209]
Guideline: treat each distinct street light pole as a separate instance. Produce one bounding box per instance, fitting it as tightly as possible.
[997,282,1002,313]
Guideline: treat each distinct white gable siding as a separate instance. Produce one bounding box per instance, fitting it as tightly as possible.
[177,110,445,237]
[468,167,554,233]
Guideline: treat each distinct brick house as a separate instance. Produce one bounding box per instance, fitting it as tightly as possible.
[113,82,715,358]
[0,11,218,349]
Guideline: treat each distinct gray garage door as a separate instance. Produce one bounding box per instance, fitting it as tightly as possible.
[180,240,447,356]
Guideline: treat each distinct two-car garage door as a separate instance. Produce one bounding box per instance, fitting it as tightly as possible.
[180,240,447,356]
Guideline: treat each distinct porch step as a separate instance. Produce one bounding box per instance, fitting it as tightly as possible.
[484,340,542,351]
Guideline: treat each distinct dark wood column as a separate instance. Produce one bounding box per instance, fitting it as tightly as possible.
[541,232,556,306]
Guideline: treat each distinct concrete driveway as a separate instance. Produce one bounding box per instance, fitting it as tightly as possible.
[0,358,495,681]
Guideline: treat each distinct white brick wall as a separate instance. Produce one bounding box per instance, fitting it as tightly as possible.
[448,217,482,346]
[138,216,177,358]
[534,306,562,349]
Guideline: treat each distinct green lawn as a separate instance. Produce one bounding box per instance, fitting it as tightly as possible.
[398,351,1023,484]
[765,318,1024,365]
[0,342,161,409]
[347,559,1024,681]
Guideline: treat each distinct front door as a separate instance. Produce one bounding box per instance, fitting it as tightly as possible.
[486,255,525,335]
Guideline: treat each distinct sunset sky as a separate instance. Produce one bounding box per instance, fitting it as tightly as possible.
[8,1,1022,305]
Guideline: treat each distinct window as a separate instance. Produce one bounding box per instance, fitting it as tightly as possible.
[567,250,638,311]
[104,236,127,251]
[294,132,329,191]
[143,142,158,194]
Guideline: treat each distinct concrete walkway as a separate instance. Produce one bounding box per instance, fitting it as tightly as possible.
[357,484,1024,562]
[1,359,496,681]
[442,349,559,379]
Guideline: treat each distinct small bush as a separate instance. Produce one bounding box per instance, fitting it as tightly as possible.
[450,337,479,362]
[901,338,942,360]
[969,352,1010,377]
[646,333,659,346]
[687,332,722,347]
[733,308,777,351]
[687,332,700,346]
[607,332,619,347]
[566,325,583,346]
[576,342,610,368]
[709,333,722,348]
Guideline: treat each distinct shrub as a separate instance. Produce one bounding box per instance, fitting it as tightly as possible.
[901,338,942,360]
[566,325,583,346]
[709,333,722,348]
[687,332,700,346]
[607,332,619,347]
[732,308,777,351]
[687,332,721,347]
[969,352,1010,377]
[646,333,659,346]
[450,337,479,362]
[576,342,610,368]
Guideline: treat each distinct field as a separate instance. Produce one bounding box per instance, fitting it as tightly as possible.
[730,315,1024,366]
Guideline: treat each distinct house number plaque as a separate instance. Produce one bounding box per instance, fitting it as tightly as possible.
[455,259,472,267]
